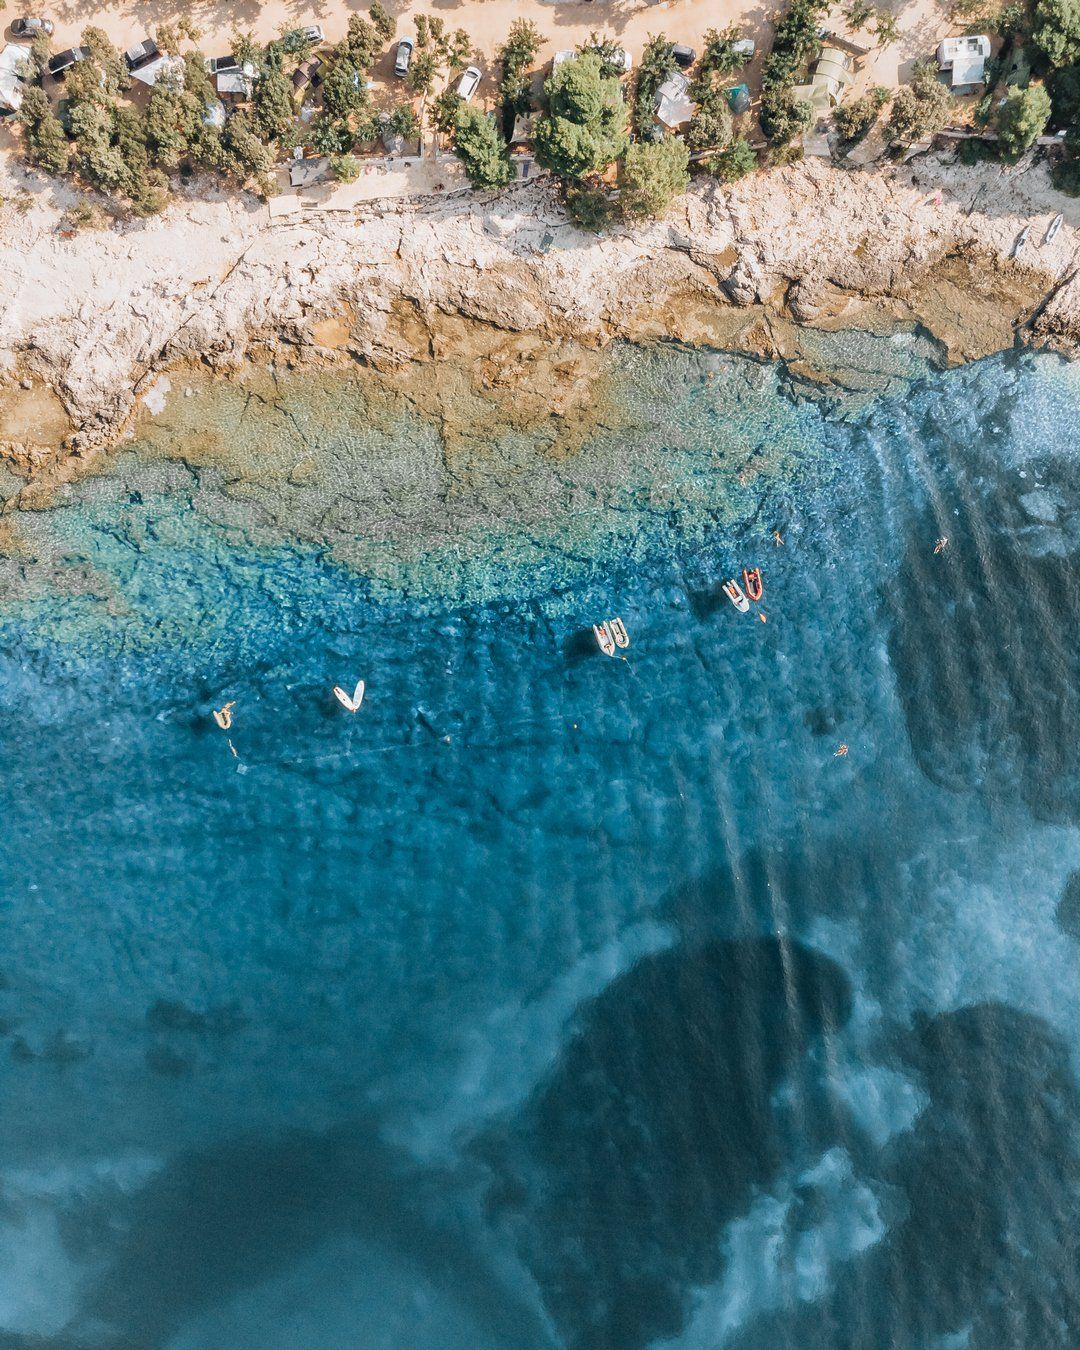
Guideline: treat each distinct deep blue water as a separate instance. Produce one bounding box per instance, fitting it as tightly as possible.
[0,341,1078,1348]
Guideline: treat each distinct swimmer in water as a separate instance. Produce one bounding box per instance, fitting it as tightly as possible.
[834,743,849,758]
[934,537,948,554]
[773,529,784,547]
[212,701,235,731]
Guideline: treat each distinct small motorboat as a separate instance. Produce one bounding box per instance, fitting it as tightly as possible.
[1013,225,1030,255]
[610,616,630,649]
[333,680,365,713]
[1046,213,1064,244]
[212,701,235,730]
[722,579,750,613]
[742,567,763,602]
[593,622,616,656]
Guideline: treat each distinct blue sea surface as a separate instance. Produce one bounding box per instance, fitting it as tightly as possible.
[0,340,1078,1348]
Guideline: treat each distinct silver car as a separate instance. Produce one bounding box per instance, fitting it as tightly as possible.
[394,37,413,77]
[11,15,55,36]
[456,65,481,101]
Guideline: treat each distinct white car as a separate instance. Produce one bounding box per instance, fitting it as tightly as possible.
[456,65,481,100]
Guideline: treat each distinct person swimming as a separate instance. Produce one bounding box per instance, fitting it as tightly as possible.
[212,701,235,731]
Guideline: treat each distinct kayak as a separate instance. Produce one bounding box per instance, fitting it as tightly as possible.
[333,680,365,712]
[742,567,763,602]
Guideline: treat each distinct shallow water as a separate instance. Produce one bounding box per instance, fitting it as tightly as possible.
[0,340,1078,1348]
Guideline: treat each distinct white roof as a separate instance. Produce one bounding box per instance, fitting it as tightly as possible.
[655,72,694,128]
[0,43,30,112]
[216,62,256,95]
[938,35,991,63]
[130,53,182,87]
[949,52,986,86]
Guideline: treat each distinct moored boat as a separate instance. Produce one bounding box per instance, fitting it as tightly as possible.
[333,679,365,712]
[742,567,763,602]
[610,616,630,649]
[722,579,750,613]
[1046,213,1063,243]
[1013,225,1030,254]
[593,622,616,656]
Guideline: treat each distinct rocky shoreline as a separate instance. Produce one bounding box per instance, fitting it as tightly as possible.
[1,155,1078,490]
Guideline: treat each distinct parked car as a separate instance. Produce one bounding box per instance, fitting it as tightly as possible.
[282,23,324,46]
[124,38,159,72]
[47,46,89,77]
[206,53,239,74]
[456,64,481,100]
[394,36,413,77]
[11,16,54,37]
[671,43,696,69]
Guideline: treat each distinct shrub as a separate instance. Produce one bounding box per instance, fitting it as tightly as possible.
[221,109,273,179]
[82,26,129,95]
[889,60,953,141]
[832,85,890,140]
[760,85,814,142]
[499,17,542,114]
[703,135,758,180]
[330,153,361,182]
[535,51,627,178]
[619,135,689,217]
[996,81,1052,154]
[254,56,297,141]
[687,87,734,150]
[565,182,612,230]
[452,103,511,187]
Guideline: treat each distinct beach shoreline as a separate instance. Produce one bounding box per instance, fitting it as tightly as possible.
[2,155,1079,497]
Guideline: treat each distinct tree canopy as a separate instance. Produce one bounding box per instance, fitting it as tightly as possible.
[1033,0,1080,69]
[889,60,953,142]
[534,52,627,177]
[452,103,512,187]
[996,83,1052,156]
[619,135,689,217]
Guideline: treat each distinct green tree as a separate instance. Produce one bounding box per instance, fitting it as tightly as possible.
[632,33,676,137]
[579,31,627,79]
[81,25,129,94]
[760,85,814,142]
[17,87,70,177]
[144,68,199,167]
[389,103,420,137]
[407,48,439,95]
[341,15,382,69]
[699,25,746,78]
[687,87,734,150]
[1033,0,1080,67]
[996,82,1052,154]
[762,0,828,89]
[619,135,689,218]
[832,85,890,139]
[310,114,356,155]
[429,87,462,135]
[369,1,396,42]
[704,135,758,180]
[452,102,511,187]
[1050,61,1080,125]
[535,51,627,177]
[843,0,875,27]
[499,17,542,112]
[889,59,953,141]
[323,53,372,122]
[221,109,273,179]
[872,9,901,46]
[254,55,296,141]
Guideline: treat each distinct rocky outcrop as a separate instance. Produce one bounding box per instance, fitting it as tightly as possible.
[0,155,1077,481]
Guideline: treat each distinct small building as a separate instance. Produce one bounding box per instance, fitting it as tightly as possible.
[937,35,992,89]
[289,155,329,188]
[0,42,30,113]
[217,62,257,101]
[655,71,695,130]
[129,54,182,88]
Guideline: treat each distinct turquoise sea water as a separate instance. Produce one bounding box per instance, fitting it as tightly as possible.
[0,339,1079,1348]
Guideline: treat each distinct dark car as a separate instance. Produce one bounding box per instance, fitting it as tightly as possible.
[11,16,54,37]
[671,43,696,68]
[394,37,414,77]
[124,38,159,72]
[47,46,89,77]
[206,54,239,75]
